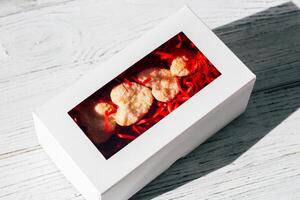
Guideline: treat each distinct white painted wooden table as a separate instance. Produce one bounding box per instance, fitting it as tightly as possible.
[0,0,300,199]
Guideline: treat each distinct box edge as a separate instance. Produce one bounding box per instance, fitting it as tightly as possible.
[32,112,102,200]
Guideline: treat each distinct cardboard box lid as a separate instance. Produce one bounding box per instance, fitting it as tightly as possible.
[35,5,255,194]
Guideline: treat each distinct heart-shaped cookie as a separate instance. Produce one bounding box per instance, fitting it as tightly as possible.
[137,68,179,102]
[110,81,153,126]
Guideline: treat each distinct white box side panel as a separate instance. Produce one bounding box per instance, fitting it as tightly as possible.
[104,78,255,200]
[33,113,101,200]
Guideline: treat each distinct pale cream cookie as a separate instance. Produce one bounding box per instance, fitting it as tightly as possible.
[95,102,115,116]
[80,102,116,144]
[110,81,153,126]
[137,68,179,102]
[170,50,198,77]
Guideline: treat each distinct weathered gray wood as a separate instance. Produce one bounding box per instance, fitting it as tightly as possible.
[132,2,300,199]
[0,0,299,200]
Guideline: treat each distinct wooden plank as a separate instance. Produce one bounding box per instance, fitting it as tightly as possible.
[0,146,83,200]
[0,1,299,156]
[214,2,300,93]
[132,81,300,199]
[0,0,299,199]
[0,0,74,18]
[1,74,299,200]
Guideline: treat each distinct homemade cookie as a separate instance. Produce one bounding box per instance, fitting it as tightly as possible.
[170,50,198,77]
[80,102,116,144]
[110,81,153,126]
[137,68,179,102]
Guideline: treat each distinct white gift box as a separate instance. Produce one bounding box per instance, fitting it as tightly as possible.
[33,5,255,200]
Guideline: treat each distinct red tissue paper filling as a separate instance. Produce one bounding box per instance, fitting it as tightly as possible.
[68,32,221,159]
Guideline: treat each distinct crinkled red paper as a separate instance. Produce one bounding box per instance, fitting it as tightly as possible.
[68,32,221,159]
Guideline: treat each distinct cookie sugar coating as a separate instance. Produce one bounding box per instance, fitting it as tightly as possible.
[170,50,198,77]
[138,68,179,102]
[111,82,153,126]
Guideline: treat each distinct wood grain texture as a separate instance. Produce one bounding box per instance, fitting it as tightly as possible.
[0,0,299,199]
